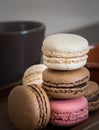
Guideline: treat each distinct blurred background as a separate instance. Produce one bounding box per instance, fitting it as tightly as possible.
[0,0,99,35]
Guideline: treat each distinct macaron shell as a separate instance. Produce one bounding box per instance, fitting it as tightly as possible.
[42,67,90,87]
[8,85,50,130]
[23,74,42,85]
[50,110,88,126]
[50,96,87,111]
[23,64,47,76]
[8,86,39,130]
[42,33,89,58]
[50,96,88,126]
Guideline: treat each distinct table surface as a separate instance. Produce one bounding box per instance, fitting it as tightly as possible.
[0,90,99,130]
[0,80,99,130]
[0,23,99,130]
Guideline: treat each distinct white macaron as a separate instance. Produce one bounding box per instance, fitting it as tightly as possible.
[42,33,89,70]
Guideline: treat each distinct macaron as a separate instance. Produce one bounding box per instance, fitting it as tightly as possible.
[42,33,89,70]
[8,84,50,130]
[50,96,88,127]
[42,67,90,99]
[86,81,99,112]
[22,64,47,85]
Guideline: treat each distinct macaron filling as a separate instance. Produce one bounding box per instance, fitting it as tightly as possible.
[43,55,88,64]
[42,82,88,95]
[29,85,48,129]
[43,80,88,87]
[42,44,89,58]
[88,94,99,102]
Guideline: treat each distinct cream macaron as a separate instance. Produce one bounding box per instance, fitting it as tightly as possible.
[42,33,89,70]
[22,64,47,85]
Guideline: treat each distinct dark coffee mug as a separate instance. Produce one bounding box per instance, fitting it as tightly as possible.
[0,21,45,85]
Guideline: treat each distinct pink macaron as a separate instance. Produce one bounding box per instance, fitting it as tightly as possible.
[50,96,88,127]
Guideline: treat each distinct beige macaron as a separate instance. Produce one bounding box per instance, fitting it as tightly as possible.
[22,64,47,85]
[8,84,50,130]
[42,33,89,70]
[42,67,90,99]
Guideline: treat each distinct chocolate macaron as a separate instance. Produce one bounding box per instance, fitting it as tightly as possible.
[42,33,89,70]
[8,85,50,130]
[86,81,99,112]
[42,67,90,99]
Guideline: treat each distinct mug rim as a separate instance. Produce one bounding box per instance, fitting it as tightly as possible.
[0,21,45,35]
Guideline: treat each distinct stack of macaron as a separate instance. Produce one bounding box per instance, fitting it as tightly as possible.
[42,33,90,127]
[7,33,93,130]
